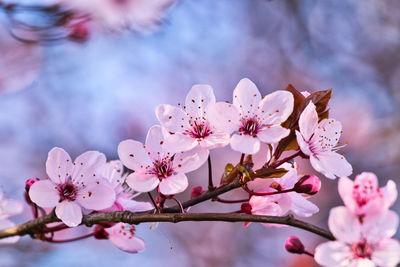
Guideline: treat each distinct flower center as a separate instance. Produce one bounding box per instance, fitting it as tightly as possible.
[57,182,78,201]
[352,179,379,207]
[150,158,173,179]
[352,241,372,259]
[185,121,212,139]
[239,117,261,136]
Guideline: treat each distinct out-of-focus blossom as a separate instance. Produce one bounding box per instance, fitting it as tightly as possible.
[207,78,294,154]
[0,188,24,244]
[155,84,229,154]
[190,186,205,199]
[285,236,305,254]
[118,125,208,195]
[100,160,153,212]
[295,101,352,179]
[315,207,400,267]
[338,172,397,217]
[105,223,145,253]
[28,147,116,227]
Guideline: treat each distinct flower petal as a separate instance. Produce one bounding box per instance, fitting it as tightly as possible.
[46,147,73,184]
[0,199,24,219]
[298,101,318,141]
[328,206,361,243]
[118,139,152,171]
[230,134,260,154]
[77,182,116,210]
[163,132,197,154]
[257,125,290,144]
[173,146,208,173]
[288,192,319,217]
[106,223,146,253]
[311,118,343,149]
[29,180,60,208]
[184,84,216,119]
[363,210,399,243]
[126,172,159,193]
[338,176,357,214]
[314,241,354,267]
[206,102,241,134]
[155,104,190,133]
[72,151,106,184]
[371,238,400,267]
[145,125,169,157]
[295,130,312,156]
[102,160,124,187]
[381,180,398,211]
[55,201,82,227]
[258,90,294,125]
[0,219,20,244]
[348,259,375,267]
[200,131,230,149]
[233,78,261,115]
[117,198,153,212]
[310,152,352,179]
[158,173,188,195]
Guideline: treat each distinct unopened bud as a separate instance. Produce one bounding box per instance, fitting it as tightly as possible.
[285,236,305,254]
[241,203,252,214]
[294,175,321,195]
[191,186,205,199]
[67,20,90,43]
[94,225,109,240]
[25,178,40,193]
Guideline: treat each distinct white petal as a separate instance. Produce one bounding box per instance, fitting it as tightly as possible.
[258,90,294,125]
[314,241,353,267]
[201,131,230,149]
[298,101,318,141]
[257,125,290,144]
[206,102,241,134]
[363,210,399,243]
[233,78,261,115]
[348,259,375,267]
[288,192,319,217]
[0,199,24,219]
[77,182,116,211]
[118,139,152,171]
[338,176,357,214]
[55,201,82,227]
[117,198,153,212]
[0,219,20,244]
[71,151,106,184]
[310,152,352,179]
[381,180,398,211]
[145,125,168,157]
[328,206,361,243]
[372,239,400,267]
[126,172,159,193]
[295,130,312,156]
[155,104,190,133]
[173,146,208,173]
[158,173,188,195]
[311,118,343,149]
[28,180,60,208]
[163,132,197,154]
[184,84,216,119]
[102,160,124,187]
[46,147,73,184]
[277,162,298,189]
[230,134,260,154]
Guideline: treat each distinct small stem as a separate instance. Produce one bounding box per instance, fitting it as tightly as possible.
[171,197,184,213]
[207,155,214,191]
[239,153,245,165]
[215,197,249,204]
[45,232,95,243]
[147,192,158,211]
[303,251,314,257]
[243,185,294,196]
[269,151,301,168]
[41,224,68,234]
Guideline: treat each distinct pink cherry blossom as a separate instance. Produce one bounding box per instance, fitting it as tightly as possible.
[295,101,352,179]
[118,125,208,195]
[29,147,116,227]
[101,160,153,212]
[207,78,294,154]
[339,172,397,216]
[155,84,230,154]
[315,207,400,267]
[0,188,24,244]
[105,223,145,253]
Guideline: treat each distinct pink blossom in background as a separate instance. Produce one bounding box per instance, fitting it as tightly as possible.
[295,101,352,179]
[338,172,397,217]
[105,223,145,253]
[207,78,294,154]
[0,188,23,244]
[118,125,208,195]
[28,147,116,227]
[155,84,229,154]
[315,207,400,267]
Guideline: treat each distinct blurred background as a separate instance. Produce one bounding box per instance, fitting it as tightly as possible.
[0,0,399,266]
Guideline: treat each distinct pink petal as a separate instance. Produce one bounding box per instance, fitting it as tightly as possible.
[257,90,294,125]
[145,125,169,157]
[126,172,159,193]
[118,139,152,171]
[363,210,399,243]
[233,78,261,115]
[102,160,124,187]
[348,259,375,267]
[295,130,312,156]
[0,219,20,244]
[314,241,353,267]
[372,238,400,267]
[311,118,343,149]
[381,180,398,210]
[155,104,190,133]
[55,200,83,227]
[298,101,318,141]
[277,162,298,189]
[117,198,153,212]
[77,182,116,210]
[257,125,290,144]
[200,131,230,149]
[106,223,146,253]
[158,173,188,195]
[163,132,197,154]
[310,152,352,179]
[338,176,357,214]
[173,146,208,173]
[206,102,241,134]
[230,134,260,154]
[184,84,216,119]
[46,147,73,184]
[71,151,106,184]
[328,206,361,243]
[29,180,60,208]
[0,199,24,219]
[288,192,319,217]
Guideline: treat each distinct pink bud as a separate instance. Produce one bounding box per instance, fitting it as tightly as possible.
[241,203,252,214]
[67,20,91,43]
[94,225,109,240]
[190,186,205,199]
[294,175,321,195]
[25,178,39,192]
[285,236,305,254]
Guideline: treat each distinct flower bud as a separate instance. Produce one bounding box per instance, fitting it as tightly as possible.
[67,20,90,43]
[241,203,252,214]
[285,236,305,254]
[25,178,40,193]
[294,175,321,195]
[190,186,205,199]
[94,225,110,240]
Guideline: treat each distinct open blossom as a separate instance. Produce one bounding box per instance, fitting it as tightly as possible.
[29,148,116,227]
[338,172,397,216]
[315,207,400,267]
[155,84,229,154]
[0,188,23,244]
[295,101,352,179]
[118,125,208,195]
[207,78,294,154]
